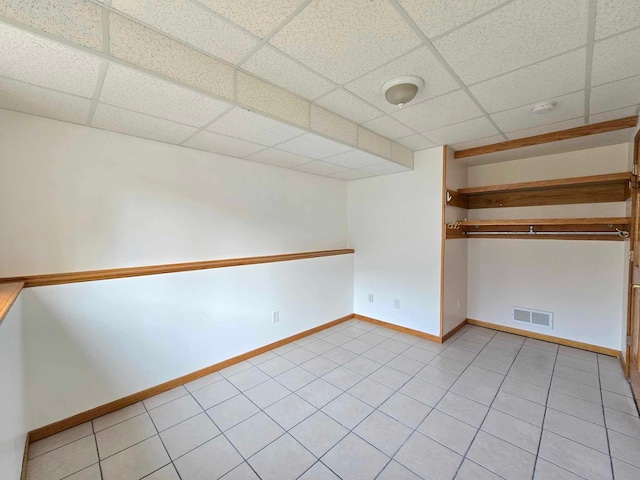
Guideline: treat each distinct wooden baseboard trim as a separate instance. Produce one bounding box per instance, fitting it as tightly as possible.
[28,314,354,443]
[620,355,628,379]
[442,319,468,342]
[466,318,620,357]
[20,433,29,480]
[354,314,442,343]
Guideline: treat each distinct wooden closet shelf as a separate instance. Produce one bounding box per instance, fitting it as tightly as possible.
[447,172,632,209]
[445,217,631,241]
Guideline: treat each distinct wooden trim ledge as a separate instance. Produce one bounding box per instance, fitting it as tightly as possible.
[29,313,355,442]
[0,249,355,288]
[0,282,24,325]
[454,116,639,159]
[467,318,619,357]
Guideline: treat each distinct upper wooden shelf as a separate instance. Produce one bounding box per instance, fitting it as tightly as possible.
[447,172,632,209]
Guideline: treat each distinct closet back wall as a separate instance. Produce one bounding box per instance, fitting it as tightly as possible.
[466,144,628,350]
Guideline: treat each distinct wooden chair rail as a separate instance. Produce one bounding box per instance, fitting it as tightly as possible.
[0,249,355,288]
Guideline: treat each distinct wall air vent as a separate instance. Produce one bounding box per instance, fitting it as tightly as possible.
[512,307,553,329]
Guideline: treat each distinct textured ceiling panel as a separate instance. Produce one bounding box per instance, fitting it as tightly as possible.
[92,103,197,144]
[277,132,353,159]
[362,116,414,140]
[314,89,383,124]
[184,130,266,157]
[99,63,231,127]
[208,107,305,146]
[434,0,588,84]
[395,134,436,151]
[590,75,640,114]
[270,0,421,84]
[242,45,335,101]
[246,148,314,168]
[469,49,586,114]
[294,160,348,176]
[359,161,410,175]
[346,46,459,114]
[589,106,639,124]
[198,0,306,38]
[397,0,511,39]
[323,150,386,169]
[595,0,640,39]
[591,28,640,86]
[424,117,500,146]
[392,90,482,132]
[0,77,91,124]
[310,105,358,146]
[491,91,585,133]
[0,22,101,98]
[505,118,586,140]
[110,0,257,64]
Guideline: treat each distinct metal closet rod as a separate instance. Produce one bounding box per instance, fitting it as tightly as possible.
[462,225,629,238]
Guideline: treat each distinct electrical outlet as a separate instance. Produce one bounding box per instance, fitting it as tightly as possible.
[272,311,279,323]
[394,299,400,309]
[368,294,374,303]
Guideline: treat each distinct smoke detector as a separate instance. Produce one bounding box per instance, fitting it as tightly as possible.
[532,102,555,115]
[381,76,424,107]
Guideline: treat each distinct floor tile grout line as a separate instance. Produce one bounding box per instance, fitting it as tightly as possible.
[598,354,617,479]
[90,420,104,480]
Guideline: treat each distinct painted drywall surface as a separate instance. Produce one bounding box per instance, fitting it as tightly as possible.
[0,296,26,480]
[0,110,348,277]
[348,147,443,334]
[443,147,468,335]
[466,144,629,350]
[23,254,353,430]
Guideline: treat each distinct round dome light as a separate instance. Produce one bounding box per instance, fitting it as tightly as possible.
[532,101,556,115]
[381,76,424,107]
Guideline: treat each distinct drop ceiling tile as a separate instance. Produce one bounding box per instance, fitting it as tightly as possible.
[310,105,358,146]
[276,133,352,159]
[109,13,235,100]
[434,0,588,84]
[589,106,639,124]
[396,134,436,150]
[359,161,410,176]
[346,47,459,113]
[470,49,586,113]
[184,130,265,157]
[294,161,348,176]
[208,107,305,146]
[236,71,309,128]
[99,63,230,127]
[595,0,640,39]
[330,170,374,181]
[269,0,421,84]
[451,134,505,151]
[110,0,257,64]
[362,116,414,140]
[314,89,384,124]
[198,0,305,38]
[392,90,483,132]
[505,118,586,140]
[397,0,512,39]
[590,75,640,114]
[424,117,499,146]
[0,22,101,98]
[242,46,335,101]
[491,91,585,133]
[92,103,197,144]
[358,128,392,158]
[0,0,102,50]
[246,148,314,168]
[391,142,414,168]
[0,77,91,124]
[324,150,386,169]
[591,28,640,86]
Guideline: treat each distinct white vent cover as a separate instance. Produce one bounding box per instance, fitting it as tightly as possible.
[512,307,553,329]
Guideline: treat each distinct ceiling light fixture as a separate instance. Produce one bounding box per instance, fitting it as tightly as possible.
[532,101,556,115]
[381,76,424,108]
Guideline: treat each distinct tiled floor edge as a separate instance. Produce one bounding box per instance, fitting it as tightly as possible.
[466,318,620,358]
[27,313,355,445]
[354,314,443,344]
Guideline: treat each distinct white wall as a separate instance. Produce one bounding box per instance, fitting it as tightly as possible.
[0,110,348,276]
[0,110,354,431]
[348,147,443,335]
[467,144,629,350]
[22,255,353,430]
[0,296,27,479]
[443,147,468,335]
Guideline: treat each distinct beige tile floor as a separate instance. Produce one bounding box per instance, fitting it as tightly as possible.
[26,319,640,480]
